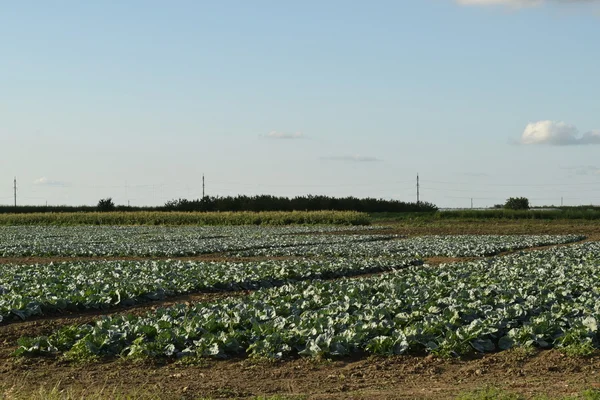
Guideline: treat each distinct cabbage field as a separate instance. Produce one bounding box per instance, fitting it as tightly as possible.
[1,225,597,362]
[14,241,600,360]
[0,225,583,258]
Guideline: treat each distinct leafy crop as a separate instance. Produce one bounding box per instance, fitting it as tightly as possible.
[0,225,392,258]
[0,256,419,322]
[232,234,585,258]
[15,241,600,360]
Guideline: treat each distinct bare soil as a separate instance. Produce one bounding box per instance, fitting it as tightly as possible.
[2,220,600,399]
[2,343,600,399]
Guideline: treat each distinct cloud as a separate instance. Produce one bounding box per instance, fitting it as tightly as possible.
[580,130,600,144]
[263,131,304,139]
[519,121,600,146]
[33,177,70,187]
[456,0,598,7]
[321,155,383,162]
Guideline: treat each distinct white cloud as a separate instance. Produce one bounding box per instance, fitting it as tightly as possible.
[33,177,69,186]
[519,120,600,146]
[580,130,600,145]
[321,155,383,162]
[263,131,304,139]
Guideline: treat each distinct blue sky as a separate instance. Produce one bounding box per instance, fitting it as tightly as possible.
[1,0,599,208]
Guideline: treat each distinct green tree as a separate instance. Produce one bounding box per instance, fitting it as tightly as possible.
[97,197,116,212]
[504,197,530,210]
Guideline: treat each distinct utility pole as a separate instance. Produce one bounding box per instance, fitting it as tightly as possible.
[416,174,420,204]
[202,174,205,199]
[471,198,473,209]
[13,177,17,207]
[561,197,563,207]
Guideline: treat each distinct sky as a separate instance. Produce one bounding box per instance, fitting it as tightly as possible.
[1,0,599,208]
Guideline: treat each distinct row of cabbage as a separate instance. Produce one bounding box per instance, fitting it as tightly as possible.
[231,234,586,258]
[0,225,392,257]
[0,256,419,323]
[0,226,584,258]
[15,241,600,359]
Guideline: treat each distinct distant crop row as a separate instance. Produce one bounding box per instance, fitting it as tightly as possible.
[231,234,585,258]
[0,210,370,226]
[16,241,600,360]
[0,226,582,258]
[0,225,391,257]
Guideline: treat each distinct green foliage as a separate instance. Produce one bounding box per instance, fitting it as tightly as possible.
[0,195,437,214]
[560,341,596,357]
[0,381,165,399]
[0,225,392,257]
[0,255,419,322]
[438,209,600,220]
[456,386,523,400]
[457,388,600,400]
[504,197,530,210]
[0,210,370,226]
[14,241,600,361]
[163,195,438,213]
[0,230,583,322]
[97,198,116,212]
[579,390,600,400]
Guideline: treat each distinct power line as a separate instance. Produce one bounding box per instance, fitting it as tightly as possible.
[424,179,600,187]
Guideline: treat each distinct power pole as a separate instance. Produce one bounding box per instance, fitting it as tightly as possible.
[471,198,473,209]
[416,174,420,204]
[561,197,563,207]
[13,177,17,207]
[202,174,205,199]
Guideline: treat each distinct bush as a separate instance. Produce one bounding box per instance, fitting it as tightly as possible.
[504,197,530,210]
[97,198,116,212]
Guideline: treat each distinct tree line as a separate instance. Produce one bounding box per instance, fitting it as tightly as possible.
[0,195,438,214]
[163,195,438,213]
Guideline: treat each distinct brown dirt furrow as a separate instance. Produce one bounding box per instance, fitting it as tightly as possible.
[1,349,600,399]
